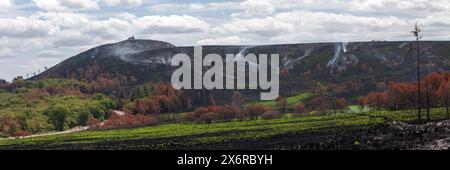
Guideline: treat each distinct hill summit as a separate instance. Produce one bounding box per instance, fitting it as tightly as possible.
[35,39,450,101]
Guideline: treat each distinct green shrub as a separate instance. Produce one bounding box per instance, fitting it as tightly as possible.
[45,104,70,131]
[25,115,53,133]
[261,111,282,120]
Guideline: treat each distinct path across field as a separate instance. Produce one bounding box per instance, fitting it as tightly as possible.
[0,126,89,140]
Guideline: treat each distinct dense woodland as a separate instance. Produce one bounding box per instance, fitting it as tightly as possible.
[358,71,450,119]
[1,68,450,138]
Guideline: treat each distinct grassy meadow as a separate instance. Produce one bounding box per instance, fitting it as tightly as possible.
[1,108,447,150]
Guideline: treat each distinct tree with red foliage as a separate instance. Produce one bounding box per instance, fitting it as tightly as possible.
[24,89,50,104]
[275,97,288,113]
[159,95,172,112]
[183,105,245,123]
[45,84,65,95]
[0,115,22,137]
[87,114,101,127]
[148,97,161,114]
[386,82,417,110]
[246,104,269,120]
[308,96,330,114]
[436,73,450,118]
[295,103,307,116]
[182,112,197,123]
[357,97,366,112]
[359,71,450,120]
[126,83,192,115]
[231,91,244,108]
[261,111,282,120]
[208,94,217,106]
[424,72,446,120]
[170,94,182,111]
[135,98,148,114]
[93,114,159,130]
[199,112,216,124]
[216,105,241,121]
[363,92,388,111]
[332,98,348,114]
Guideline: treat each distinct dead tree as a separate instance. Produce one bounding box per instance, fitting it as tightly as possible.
[426,76,431,121]
[411,22,422,122]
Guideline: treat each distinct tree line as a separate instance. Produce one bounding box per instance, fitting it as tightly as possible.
[358,71,450,120]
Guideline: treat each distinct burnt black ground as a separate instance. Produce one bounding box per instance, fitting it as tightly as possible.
[3,120,450,150]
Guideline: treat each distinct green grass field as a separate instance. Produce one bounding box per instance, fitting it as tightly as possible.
[245,92,314,108]
[1,108,447,150]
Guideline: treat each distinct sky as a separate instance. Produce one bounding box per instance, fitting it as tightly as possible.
[0,0,450,81]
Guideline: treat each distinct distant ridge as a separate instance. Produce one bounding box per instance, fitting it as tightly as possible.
[34,39,450,102]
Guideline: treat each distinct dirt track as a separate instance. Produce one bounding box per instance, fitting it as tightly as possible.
[0,126,89,140]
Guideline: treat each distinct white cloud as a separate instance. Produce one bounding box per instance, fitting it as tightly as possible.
[242,0,274,17]
[147,0,450,19]
[350,0,450,12]
[0,0,14,10]
[0,47,13,58]
[197,36,241,45]
[133,15,210,34]
[103,0,142,7]
[36,49,66,58]
[0,37,52,50]
[215,16,293,37]
[416,11,450,40]
[2,0,450,81]
[84,17,131,40]
[115,12,138,21]
[148,1,242,12]
[215,10,411,43]
[33,0,99,11]
[32,12,91,28]
[0,11,210,48]
[148,0,346,14]
[420,12,450,27]
[270,11,409,42]
[0,17,58,38]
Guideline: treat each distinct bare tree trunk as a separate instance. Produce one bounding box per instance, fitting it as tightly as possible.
[447,94,449,118]
[412,24,422,122]
[426,80,430,121]
[446,104,449,118]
